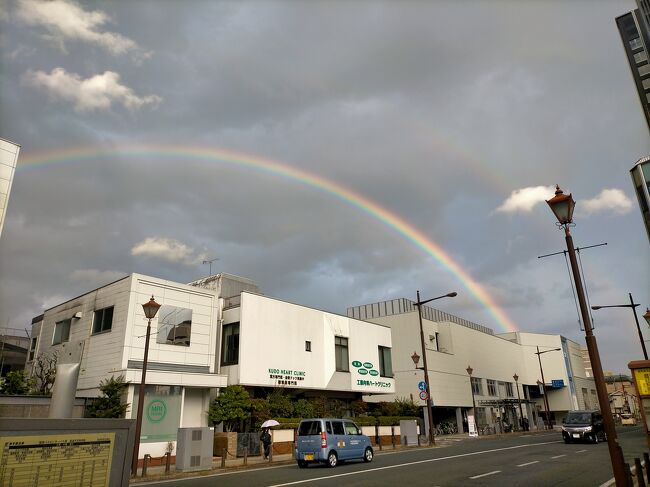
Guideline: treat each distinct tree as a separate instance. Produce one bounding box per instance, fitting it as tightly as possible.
[293,399,315,418]
[267,390,293,418]
[395,397,419,416]
[350,399,368,416]
[0,370,34,395]
[250,397,272,428]
[86,375,130,418]
[32,351,58,395]
[208,386,251,431]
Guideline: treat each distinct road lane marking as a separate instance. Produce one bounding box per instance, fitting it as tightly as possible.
[551,454,566,459]
[267,440,561,486]
[517,461,539,467]
[576,449,587,453]
[469,470,501,479]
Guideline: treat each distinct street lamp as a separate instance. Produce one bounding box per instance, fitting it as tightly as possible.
[413,290,457,446]
[131,295,161,477]
[644,308,650,328]
[467,365,478,435]
[534,346,560,430]
[592,293,648,360]
[546,185,627,486]
[513,373,524,431]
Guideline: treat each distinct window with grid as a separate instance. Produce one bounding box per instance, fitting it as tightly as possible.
[92,306,114,335]
[53,319,71,345]
[335,336,349,372]
[505,382,514,397]
[471,377,483,395]
[378,346,393,377]
[487,379,497,396]
[221,322,240,366]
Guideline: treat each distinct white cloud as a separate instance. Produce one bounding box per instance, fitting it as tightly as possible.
[495,185,556,214]
[131,237,207,265]
[580,188,633,216]
[16,0,139,56]
[24,68,161,112]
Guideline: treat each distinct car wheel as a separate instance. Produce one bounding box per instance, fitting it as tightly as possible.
[297,460,308,469]
[363,447,373,463]
[327,451,338,468]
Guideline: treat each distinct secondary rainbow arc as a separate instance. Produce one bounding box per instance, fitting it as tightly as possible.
[17,143,519,333]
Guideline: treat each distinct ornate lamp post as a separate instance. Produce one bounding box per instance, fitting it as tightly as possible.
[546,185,627,486]
[513,373,524,431]
[413,290,457,445]
[534,346,560,430]
[592,293,648,360]
[467,365,478,435]
[131,295,161,477]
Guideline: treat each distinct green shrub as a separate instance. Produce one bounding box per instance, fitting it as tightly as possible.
[346,416,377,426]
[377,416,420,426]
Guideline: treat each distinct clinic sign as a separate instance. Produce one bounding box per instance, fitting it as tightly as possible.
[268,368,306,386]
[146,400,167,423]
[352,360,391,389]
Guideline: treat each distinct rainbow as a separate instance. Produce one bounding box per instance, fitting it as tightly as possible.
[17,143,519,332]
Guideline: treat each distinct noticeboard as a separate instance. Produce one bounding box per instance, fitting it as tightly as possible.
[0,432,115,487]
[633,368,650,397]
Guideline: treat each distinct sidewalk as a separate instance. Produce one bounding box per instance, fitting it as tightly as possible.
[129,430,550,484]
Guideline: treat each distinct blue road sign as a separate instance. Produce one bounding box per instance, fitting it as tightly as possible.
[418,381,427,391]
[551,379,565,388]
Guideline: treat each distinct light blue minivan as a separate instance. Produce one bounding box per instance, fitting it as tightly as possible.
[295,418,374,468]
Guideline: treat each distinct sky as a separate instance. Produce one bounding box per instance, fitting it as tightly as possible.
[0,0,648,375]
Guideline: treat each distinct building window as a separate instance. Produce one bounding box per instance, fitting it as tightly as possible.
[92,306,114,335]
[634,50,648,64]
[335,336,349,372]
[630,37,644,50]
[53,319,71,345]
[378,346,393,377]
[221,322,240,366]
[28,337,37,361]
[487,379,497,396]
[505,382,514,397]
[471,377,483,395]
[157,305,192,346]
[305,341,311,352]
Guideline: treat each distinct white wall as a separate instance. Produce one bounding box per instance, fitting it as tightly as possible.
[228,293,395,394]
[0,138,19,238]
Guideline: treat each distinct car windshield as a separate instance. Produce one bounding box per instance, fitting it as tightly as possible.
[565,413,591,424]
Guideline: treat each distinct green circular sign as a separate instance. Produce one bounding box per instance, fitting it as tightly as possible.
[363,362,373,369]
[358,368,368,375]
[369,370,379,376]
[352,361,362,368]
[146,399,167,423]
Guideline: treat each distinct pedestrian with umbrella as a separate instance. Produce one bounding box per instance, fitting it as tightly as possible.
[260,419,279,460]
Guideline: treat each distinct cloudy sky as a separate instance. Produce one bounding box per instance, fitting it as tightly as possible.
[0,0,648,374]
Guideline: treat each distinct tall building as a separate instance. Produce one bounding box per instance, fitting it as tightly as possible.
[631,156,650,242]
[0,138,20,238]
[616,8,650,132]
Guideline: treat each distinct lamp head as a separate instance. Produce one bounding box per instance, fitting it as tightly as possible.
[644,308,650,327]
[142,295,161,319]
[513,373,519,382]
[546,185,575,226]
[466,365,473,376]
[411,351,420,368]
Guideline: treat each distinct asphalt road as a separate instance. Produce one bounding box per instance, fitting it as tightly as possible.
[140,427,648,487]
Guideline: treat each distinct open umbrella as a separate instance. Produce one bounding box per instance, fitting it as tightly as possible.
[261,419,280,428]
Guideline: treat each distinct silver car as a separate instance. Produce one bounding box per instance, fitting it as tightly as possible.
[295,418,374,468]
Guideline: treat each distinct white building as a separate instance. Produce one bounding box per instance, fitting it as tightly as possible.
[0,137,20,238]
[27,273,395,458]
[348,298,595,432]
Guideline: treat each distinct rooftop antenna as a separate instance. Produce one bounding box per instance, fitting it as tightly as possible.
[202,257,219,276]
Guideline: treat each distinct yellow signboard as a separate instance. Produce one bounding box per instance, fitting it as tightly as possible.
[634,368,650,396]
[0,432,115,487]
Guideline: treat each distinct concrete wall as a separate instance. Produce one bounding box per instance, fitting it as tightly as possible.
[0,395,86,418]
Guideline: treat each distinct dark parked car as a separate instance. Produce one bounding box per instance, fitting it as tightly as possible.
[561,410,606,444]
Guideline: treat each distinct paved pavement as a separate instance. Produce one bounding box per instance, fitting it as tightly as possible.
[129,430,549,484]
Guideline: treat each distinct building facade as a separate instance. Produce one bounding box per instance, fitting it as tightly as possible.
[616,8,650,133]
[0,138,19,238]
[348,298,595,432]
[631,156,650,243]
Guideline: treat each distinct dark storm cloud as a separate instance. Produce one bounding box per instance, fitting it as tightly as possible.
[0,0,647,373]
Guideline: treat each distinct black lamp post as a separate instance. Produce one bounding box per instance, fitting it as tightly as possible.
[534,346,560,430]
[413,290,457,445]
[513,373,524,430]
[546,185,627,486]
[467,365,478,435]
[592,293,647,360]
[131,295,161,477]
